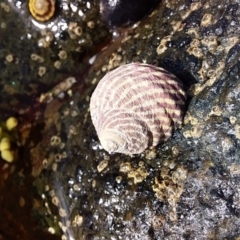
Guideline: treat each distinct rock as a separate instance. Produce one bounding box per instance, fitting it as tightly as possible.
[0,0,240,239]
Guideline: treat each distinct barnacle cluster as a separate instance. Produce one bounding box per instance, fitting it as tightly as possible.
[120,161,148,184]
[42,135,66,171]
[39,77,76,103]
[0,117,18,162]
[152,161,187,221]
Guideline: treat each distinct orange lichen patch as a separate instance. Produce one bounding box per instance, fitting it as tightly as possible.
[28,0,55,22]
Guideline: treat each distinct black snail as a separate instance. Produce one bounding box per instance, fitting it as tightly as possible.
[99,0,161,27]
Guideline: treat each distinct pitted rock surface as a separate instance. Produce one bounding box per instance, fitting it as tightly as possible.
[0,0,240,239]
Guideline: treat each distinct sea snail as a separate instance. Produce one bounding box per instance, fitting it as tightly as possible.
[100,0,161,27]
[28,0,55,22]
[90,63,186,155]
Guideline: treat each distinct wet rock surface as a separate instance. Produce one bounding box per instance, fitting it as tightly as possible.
[0,0,240,239]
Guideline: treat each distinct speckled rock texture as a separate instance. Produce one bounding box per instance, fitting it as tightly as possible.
[0,0,110,115]
[0,0,240,239]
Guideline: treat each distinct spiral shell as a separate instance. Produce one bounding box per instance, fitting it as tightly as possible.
[28,0,55,22]
[90,63,186,155]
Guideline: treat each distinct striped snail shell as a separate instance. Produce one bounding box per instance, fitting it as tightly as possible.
[90,62,186,155]
[28,0,55,22]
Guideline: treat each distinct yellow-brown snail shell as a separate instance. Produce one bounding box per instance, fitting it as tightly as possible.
[28,0,55,22]
[90,62,186,155]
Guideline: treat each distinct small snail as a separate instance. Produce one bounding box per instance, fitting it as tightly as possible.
[100,0,161,27]
[28,0,55,22]
[90,62,186,155]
